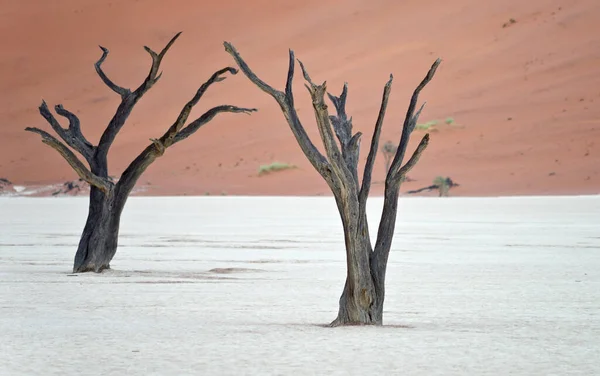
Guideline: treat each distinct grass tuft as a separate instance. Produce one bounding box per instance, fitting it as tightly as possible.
[258,162,296,176]
[415,120,438,131]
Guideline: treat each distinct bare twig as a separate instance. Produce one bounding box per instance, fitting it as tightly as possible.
[163,67,253,146]
[327,84,361,186]
[327,83,352,146]
[95,32,183,162]
[24,127,111,193]
[394,133,429,180]
[136,32,182,94]
[116,66,256,199]
[95,46,130,97]
[223,42,331,178]
[387,59,441,183]
[224,42,281,99]
[38,101,94,162]
[373,59,441,277]
[297,60,346,174]
[173,105,256,144]
[359,74,393,208]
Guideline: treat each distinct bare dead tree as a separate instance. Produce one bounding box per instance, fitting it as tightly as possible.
[26,33,255,273]
[407,177,459,196]
[224,42,440,326]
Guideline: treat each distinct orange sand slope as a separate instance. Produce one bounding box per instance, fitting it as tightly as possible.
[1,0,599,196]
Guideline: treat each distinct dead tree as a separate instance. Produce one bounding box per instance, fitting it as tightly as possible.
[407,177,459,196]
[26,33,255,273]
[225,42,440,326]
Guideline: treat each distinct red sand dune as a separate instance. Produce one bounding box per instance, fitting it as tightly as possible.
[1,0,599,196]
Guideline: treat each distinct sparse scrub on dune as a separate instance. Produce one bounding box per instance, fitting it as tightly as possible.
[414,117,459,131]
[258,162,296,176]
[415,120,438,131]
[503,18,517,28]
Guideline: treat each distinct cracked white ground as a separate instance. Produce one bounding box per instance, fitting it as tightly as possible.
[1,196,599,375]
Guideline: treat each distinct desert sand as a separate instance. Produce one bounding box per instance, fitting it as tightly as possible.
[1,0,599,196]
[1,195,599,374]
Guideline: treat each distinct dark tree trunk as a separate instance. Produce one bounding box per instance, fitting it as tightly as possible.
[26,33,255,273]
[72,186,124,273]
[332,200,379,325]
[333,230,382,325]
[226,42,440,325]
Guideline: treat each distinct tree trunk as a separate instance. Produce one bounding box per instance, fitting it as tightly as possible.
[333,271,385,326]
[330,199,382,326]
[73,187,121,273]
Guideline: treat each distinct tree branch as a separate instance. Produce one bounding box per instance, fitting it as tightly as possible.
[359,74,393,208]
[135,32,182,95]
[115,66,256,204]
[38,101,95,162]
[161,67,248,146]
[224,42,283,99]
[24,127,112,194]
[387,59,441,184]
[327,83,352,146]
[327,84,361,186]
[95,32,183,164]
[297,59,351,185]
[173,105,256,144]
[373,59,441,279]
[223,42,332,179]
[393,133,429,180]
[54,104,94,154]
[95,46,130,97]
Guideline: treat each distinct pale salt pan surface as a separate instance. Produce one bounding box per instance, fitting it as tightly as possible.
[1,196,599,375]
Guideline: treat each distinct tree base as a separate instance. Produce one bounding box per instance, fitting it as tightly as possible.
[328,318,382,327]
[73,263,110,274]
[331,282,383,327]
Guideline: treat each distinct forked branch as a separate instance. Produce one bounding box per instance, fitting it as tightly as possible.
[359,74,394,208]
[163,67,255,146]
[373,59,440,273]
[24,127,111,193]
[54,104,94,152]
[95,46,130,97]
[174,105,256,144]
[96,32,183,161]
[136,32,182,95]
[394,133,429,179]
[224,42,282,99]
[297,60,347,179]
[327,83,352,146]
[327,84,362,186]
[223,42,331,178]
[387,59,441,183]
[38,101,94,162]
[115,66,256,200]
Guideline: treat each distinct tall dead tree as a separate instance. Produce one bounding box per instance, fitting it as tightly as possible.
[27,33,255,273]
[224,42,440,326]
